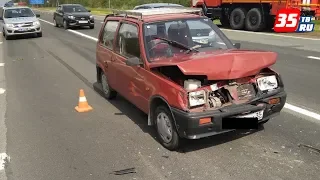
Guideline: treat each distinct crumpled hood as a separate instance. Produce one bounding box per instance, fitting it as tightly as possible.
[4,16,37,24]
[149,50,278,80]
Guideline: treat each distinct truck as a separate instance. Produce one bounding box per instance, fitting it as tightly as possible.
[191,0,320,31]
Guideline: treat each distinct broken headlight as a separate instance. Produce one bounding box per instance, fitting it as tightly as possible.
[189,90,206,107]
[256,75,278,91]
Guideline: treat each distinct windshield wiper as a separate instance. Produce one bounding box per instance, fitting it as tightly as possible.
[153,36,199,53]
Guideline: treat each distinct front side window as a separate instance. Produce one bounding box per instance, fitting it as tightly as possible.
[4,8,35,18]
[115,23,140,58]
[63,5,88,13]
[101,21,119,49]
[143,17,234,62]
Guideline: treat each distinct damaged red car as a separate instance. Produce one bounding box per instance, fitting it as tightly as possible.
[95,8,287,150]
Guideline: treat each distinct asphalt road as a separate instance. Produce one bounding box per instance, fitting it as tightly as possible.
[0,11,319,180]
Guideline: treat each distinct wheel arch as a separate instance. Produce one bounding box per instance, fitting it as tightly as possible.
[148,95,178,130]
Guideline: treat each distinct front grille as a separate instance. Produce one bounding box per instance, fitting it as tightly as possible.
[190,29,211,37]
[14,29,35,33]
[14,22,33,28]
[75,16,89,20]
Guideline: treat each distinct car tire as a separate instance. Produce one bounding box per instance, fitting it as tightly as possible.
[229,8,247,30]
[154,105,180,151]
[37,32,42,37]
[5,34,12,40]
[53,19,59,27]
[63,20,69,30]
[89,25,94,29]
[245,8,265,32]
[100,72,117,99]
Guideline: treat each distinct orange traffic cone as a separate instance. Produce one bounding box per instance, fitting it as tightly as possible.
[75,89,93,113]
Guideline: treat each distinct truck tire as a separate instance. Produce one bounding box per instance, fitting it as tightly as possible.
[245,8,266,32]
[229,8,247,30]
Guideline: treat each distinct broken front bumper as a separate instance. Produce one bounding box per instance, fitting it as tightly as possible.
[171,88,287,139]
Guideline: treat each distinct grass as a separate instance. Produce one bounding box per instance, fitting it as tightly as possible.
[32,6,111,16]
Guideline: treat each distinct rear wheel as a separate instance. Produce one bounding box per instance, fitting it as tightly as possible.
[53,19,59,27]
[245,8,266,32]
[230,8,247,30]
[154,105,180,151]
[100,72,117,99]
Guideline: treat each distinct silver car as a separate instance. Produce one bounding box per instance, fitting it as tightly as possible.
[0,6,42,40]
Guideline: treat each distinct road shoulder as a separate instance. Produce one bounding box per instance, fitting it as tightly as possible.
[0,32,8,180]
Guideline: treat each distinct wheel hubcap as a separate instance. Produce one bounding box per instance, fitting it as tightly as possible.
[250,16,258,25]
[101,74,109,95]
[156,112,173,143]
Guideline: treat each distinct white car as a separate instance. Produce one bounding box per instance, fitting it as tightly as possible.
[0,6,42,40]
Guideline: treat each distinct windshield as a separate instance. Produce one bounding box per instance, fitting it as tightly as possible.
[4,8,35,18]
[143,18,234,62]
[63,5,88,13]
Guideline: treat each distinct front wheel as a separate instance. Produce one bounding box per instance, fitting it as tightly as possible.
[89,25,94,29]
[63,20,69,29]
[37,32,42,37]
[154,106,180,151]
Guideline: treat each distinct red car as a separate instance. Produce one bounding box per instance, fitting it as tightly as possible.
[95,8,287,150]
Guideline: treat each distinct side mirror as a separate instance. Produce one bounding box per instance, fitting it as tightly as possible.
[88,9,91,12]
[125,57,143,66]
[234,43,241,49]
[36,14,40,17]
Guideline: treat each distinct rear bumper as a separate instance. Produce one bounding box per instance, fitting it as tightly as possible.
[172,89,287,139]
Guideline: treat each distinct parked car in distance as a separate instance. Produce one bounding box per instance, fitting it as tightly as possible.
[0,6,42,40]
[133,3,183,10]
[53,4,94,29]
[95,8,287,151]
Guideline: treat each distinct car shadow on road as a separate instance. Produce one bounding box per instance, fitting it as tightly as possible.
[5,34,40,40]
[93,82,158,138]
[93,82,265,152]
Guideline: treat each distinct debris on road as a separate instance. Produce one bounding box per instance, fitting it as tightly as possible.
[110,167,136,175]
[298,143,320,154]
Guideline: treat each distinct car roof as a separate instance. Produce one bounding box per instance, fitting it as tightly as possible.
[110,8,204,23]
[3,6,31,10]
[134,3,183,8]
[60,4,84,6]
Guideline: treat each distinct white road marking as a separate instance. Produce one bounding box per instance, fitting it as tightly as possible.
[39,18,320,121]
[0,153,10,170]
[0,63,4,67]
[307,56,320,60]
[39,19,98,42]
[284,104,320,120]
[0,88,5,95]
[220,29,320,41]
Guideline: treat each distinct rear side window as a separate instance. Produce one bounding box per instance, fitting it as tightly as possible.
[115,23,140,58]
[101,21,119,49]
